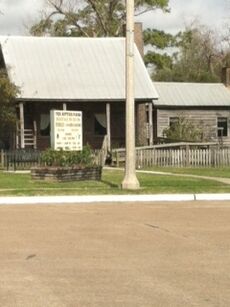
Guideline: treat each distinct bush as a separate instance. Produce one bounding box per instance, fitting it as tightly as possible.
[163,116,203,142]
[40,145,94,167]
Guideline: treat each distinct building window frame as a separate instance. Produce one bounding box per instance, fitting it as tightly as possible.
[40,113,50,136]
[94,113,107,136]
[217,117,228,138]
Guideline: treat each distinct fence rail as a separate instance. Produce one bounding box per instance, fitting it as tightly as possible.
[0,149,41,171]
[112,144,230,168]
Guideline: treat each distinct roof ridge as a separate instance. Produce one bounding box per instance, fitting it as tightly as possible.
[154,81,224,86]
[0,35,125,40]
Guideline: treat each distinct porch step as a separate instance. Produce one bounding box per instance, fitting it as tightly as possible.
[24,138,35,141]
[17,128,37,149]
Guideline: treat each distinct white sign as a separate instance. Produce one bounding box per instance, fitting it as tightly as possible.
[50,110,82,151]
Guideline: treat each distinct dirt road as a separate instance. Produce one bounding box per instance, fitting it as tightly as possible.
[0,201,230,306]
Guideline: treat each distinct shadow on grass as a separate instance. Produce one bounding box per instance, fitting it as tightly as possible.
[100,179,120,189]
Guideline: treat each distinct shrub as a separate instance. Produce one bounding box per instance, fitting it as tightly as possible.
[163,116,203,142]
[40,145,94,167]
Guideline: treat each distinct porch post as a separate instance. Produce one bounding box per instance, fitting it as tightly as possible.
[148,103,153,145]
[106,103,111,152]
[19,103,25,149]
[16,121,19,149]
[63,103,67,110]
[33,120,37,149]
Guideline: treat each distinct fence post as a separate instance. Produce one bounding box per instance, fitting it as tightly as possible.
[116,151,119,168]
[136,149,139,168]
[0,149,4,167]
[140,150,143,168]
[185,145,189,167]
[211,146,215,167]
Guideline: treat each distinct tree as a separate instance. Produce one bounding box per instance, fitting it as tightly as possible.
[30,0,169,37]
[163,116,203,142]
[150,25,226,82]
[0,70,19,148]
[144,28,175,72]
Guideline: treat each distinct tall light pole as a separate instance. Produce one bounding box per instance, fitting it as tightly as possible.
[122,0,140,190]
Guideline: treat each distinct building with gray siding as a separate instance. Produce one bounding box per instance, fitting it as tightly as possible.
[153,81,230,142]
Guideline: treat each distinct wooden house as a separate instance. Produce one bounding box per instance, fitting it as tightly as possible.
[153,81,230,142]
[0,35,158,150]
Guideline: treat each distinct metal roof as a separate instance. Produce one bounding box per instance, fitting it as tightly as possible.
[154,82,230,107]
[0,36,158,101]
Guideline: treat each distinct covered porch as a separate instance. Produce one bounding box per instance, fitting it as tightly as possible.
[16,100,127,151]
[16,99,153,151]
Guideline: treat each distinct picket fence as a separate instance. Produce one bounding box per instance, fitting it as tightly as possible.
[1,144,230,170]
[112,144,230,168]
[0,149,41,170]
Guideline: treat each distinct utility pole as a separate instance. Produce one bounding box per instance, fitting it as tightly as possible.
[122,0,140,190]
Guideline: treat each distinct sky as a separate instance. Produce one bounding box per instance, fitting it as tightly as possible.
[0,0,228,35]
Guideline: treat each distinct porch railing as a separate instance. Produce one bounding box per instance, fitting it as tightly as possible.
[16,120,37,149]
[4,149,41,171]
[93,135,110,166]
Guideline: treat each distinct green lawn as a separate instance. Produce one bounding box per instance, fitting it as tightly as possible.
[142,166,230,178]
[0,169,229,196]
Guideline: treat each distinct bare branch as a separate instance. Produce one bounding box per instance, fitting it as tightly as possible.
[86,0,108,35]
[134,7,154,16]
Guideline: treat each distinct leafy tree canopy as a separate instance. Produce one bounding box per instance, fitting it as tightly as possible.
[143,28,175,71]
[30,0,169,37]
[144,28,175,49]
[0,70,18,125]
[148,25,226,82]
[0,69,19,148]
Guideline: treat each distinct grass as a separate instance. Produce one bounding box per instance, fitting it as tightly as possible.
[0,168,230,196]
[142,166,230,178]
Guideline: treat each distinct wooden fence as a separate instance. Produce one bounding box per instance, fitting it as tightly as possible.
[1,143,230,170]
[112,143,230,168]
[0,150,5,168]
[0,149,41,171]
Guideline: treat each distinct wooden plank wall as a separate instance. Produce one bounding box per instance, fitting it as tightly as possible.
[156,109,230,142]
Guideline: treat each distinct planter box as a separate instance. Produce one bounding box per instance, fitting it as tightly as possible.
[31,166,102,182]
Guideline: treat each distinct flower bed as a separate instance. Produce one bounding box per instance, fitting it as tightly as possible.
[30,146,102,182]
[31,166,102,182]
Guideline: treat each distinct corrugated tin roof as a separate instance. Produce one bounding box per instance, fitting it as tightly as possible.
[0,36,158,101]
[154,82,230,106]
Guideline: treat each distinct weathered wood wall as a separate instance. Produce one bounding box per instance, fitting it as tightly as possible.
[155,108,230,142]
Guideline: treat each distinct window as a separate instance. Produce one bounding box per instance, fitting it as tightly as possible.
[94,113,107,135]
[40,114,50,136]
[217,117,228,137]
